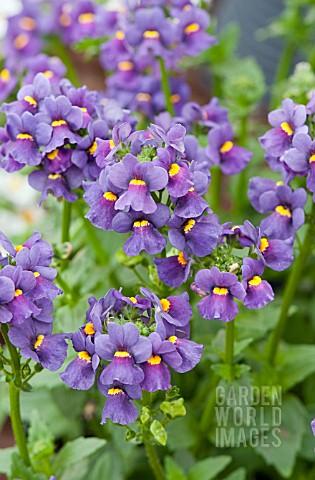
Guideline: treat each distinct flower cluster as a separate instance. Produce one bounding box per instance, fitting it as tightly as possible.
[0,231,67,372]
[0,71,135,203]
[60,287,202,425]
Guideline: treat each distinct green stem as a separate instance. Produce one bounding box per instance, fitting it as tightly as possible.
[209,166,222,213]
[1,325,31,467]
[144,441,166,480]
[61,200,72,243]
[200,377,219,434]
[234,115,248,216]
[266,210,315,365]
[158,57,175,116]
[225,320,235,367]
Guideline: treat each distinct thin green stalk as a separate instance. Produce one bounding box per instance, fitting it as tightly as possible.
[209,166,222,213]
[266,208,315,365]
[234,115,248,216]
[200,376,219,434]
[61,200,72,243]
[1,325,31,467]
[225,321,235,367]
[270,40,295,109]
[142,392,165,480]
[158,57,175,116]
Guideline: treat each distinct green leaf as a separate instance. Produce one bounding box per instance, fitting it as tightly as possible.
[116,249,143,268]
[150,420,168,446]
[165,456,187,480]
[53,437,106,475]
[188,456,232,480]
[223,467,246,480]
[255,395,307,478]
[28,410,55,463]
[276,344,315,390]
[140,406,151,424]
[160,398,186,419]
[9,453,39,480]
[0,448,16,474]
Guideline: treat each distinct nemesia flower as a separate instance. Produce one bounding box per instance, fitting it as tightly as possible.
[193,266,245,322]
[173,170,209,218]
[175,6,216,57]
[181,98,228,129]
[2,73,51,116]
[154,146,193,198]
[0,68,17,102]
[112,203,170,256]
[164,327,203,373]
[241,258,274,309]
[23,54,67,88]
[98,380,141,425]
[206,123,252,175]
[259,98,308,157]
[154,250,191,287]
[8,319,68,371]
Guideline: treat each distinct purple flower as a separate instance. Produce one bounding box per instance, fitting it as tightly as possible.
[2,73,51,116]
[181,97,228,129]
[193,267,245,322]
[241,258,274,309]
[175,7,216,57]
[154,251,191,287]
[8,319,68,371]
[60,81,98,128]
[23,54,67,88]
[239,221,294,272]
[168,213,221,257]
[282,133,315,200]
[0,276,16,324]
[248,177,282,213]
[29,165,83,204]
[172,170,209,218]
[60,330,99,390]
[140,332,182,392]
[95,322,152,386]
[108,154,168,214]
[206,123,252,175]
[148,122,186,154]
[259,98,308,157]
[165,328,203,373]
[154,147,193,198]
[112,204,169,256]
[98,380,141,425]
[0,68,17,102]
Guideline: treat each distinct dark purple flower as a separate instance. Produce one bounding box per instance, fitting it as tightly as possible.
[154,147,193,198]
[95,322,152,385]
[172,171,210,218]
[60,330,99,390]
[193,267,245,322]
[98,380,141,425]
[112,204,169,256]
[8,319,68,371]
[154,251,191,287]
[206,123,252,175]
[165,329,203,373]
[29,165,83,204]
[248,177,282,213]
[108,154,168,214]
[168,213,221,257]
[241,258,274,309]
[175,7,216,57]
[181,97,228,129]
[259,98,308,157]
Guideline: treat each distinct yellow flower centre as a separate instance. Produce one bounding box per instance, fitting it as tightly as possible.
[168,336,177,344]
[213,287,228,296]
[136,92,151,102]
[133,220,150,228]
[34,334,44,349]
[108,387,124,395]
[259,237,269,253]
[78,351,92,362]
[276,180,284,186]
[114,351,131,358]
[177,252,188,266]
[280,122,293,136]
[33,272,40,278]
[109,139,115,149]
[52,119,67,127]
[170,93,181,104]
[184,23,200,35]
[78,13,95,24]
[160,298,171,312]
[47,149,59,160]
[19,17,37,31]
[275,205,291,218]
[59,13,72,27]
[116,30,125,40]
[80,107,88,113]
[24,95,37,107]
[48,174,62,180]
[17,133,33,141]
[89,141,97,155]
[103,191,117,201]
[14,289,23,297]
[129,297,137,304]
[310,155,315,163]
[1,69,11,83]
[118,61,134,71]
[169,163,180,177]
[143,30,160,39]
[130,179,146,186]
[148,355,162,365]
[84,322,95,335]
[184,219,195,233]
[220,141,233,154]
[14,33,29,49]
[189,187,194,192]
[248,276,262,286]
[43,70,53,79]
[15,245,23,252]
